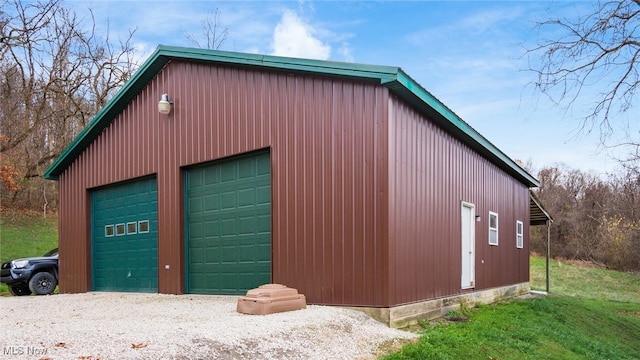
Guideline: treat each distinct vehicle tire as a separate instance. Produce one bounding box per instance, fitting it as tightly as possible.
[8,284,31,296]
[28,271,57,295]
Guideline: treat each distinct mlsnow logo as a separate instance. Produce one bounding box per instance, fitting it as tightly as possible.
[3,346,48,356]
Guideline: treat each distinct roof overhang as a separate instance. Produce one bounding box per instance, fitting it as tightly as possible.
[45,45,539,188]
[530,191,553,226]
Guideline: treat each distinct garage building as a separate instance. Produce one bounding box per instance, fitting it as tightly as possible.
[45,46,545,327]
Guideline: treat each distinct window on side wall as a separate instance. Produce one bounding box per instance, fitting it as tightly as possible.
[516,220,524,249]
[489,212,498,246]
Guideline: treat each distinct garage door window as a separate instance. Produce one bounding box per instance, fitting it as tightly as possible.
[104,221,149,236]
[105,225,115,237]
[127,222,137,235]
[138,220,149,233]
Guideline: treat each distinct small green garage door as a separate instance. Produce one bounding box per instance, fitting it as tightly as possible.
[91,177,158,292]
[185,151,271,294]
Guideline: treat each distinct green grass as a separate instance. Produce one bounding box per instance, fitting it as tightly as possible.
[0,212,58,295]
[384,256,640,359]
[530,256,640,303]
[385,296,640,360]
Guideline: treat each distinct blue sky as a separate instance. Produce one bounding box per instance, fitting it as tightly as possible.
[66,0,635,175]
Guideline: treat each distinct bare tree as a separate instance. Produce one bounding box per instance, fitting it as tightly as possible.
[0,0,138,212]
[185,8,228,50]
[527,1,640,142]
[527,1,640,272]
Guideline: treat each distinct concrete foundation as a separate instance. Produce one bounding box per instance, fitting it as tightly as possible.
[347,282,530,328]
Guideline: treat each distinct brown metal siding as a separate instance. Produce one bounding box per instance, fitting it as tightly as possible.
[58,58,530,307]
[57,61,390,306]
[387,96,530,306]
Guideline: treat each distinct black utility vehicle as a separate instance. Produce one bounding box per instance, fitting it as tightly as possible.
[1,248,58,296]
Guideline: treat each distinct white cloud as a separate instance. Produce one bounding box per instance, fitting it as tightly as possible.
[338,42,354,62]
[270,10,330,60]
[458,7,525,35]
[131,42,154,66]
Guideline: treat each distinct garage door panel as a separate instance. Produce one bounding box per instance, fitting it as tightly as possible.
[238,216,257,234]
[221,163,236,182]
[238,158,256,177]
[237,188,255,207]
[92,177,158,292]
[186,151,271,294]
[204,194,218,211]
[201,166,216,185]
[220,191,236,209]
[189,248,204,264]
[257,214,271,233]
[203,221,220,236]
[256,185,270,205]
[221,218,237,235]
[189,197,203,214]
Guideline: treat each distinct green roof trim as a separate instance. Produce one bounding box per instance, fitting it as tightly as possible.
[45,45,539,187]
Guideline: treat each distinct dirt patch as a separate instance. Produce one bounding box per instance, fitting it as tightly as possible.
[616,310,640,319]
[556,258,608,269]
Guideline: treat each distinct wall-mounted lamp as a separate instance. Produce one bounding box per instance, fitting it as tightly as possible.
[158,94,172,114]
[475,215,481,222]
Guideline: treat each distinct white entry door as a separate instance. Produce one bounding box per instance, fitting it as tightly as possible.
[461,202,476,289]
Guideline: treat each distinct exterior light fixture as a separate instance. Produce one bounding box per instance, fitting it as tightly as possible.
[475,215,481,222]
[158,94,172,114]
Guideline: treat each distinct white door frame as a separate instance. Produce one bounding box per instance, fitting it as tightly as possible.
[461,201,476,289]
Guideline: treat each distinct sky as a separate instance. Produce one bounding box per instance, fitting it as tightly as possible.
[64,0,638,176]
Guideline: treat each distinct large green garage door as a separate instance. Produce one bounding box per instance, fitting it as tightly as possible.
[185,151,271,294]
[91,177,158,292]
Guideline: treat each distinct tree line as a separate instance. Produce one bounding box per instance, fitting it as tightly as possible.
[531,164,640,272]
[1,0,137,212]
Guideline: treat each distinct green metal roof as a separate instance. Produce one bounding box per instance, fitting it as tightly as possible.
[44,45,539,187]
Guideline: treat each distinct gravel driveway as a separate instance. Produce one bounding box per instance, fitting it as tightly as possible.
[1,293,417,359]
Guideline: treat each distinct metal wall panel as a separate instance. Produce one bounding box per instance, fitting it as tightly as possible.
[387,96,530,306]
[57,61,390,306]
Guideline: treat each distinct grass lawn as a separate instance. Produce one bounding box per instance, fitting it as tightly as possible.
[0,212,58,295]
[530,255,640,303]
[384,256,640,359]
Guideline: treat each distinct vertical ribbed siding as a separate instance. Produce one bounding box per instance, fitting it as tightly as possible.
[58,61,390,306]
[387,96,529,306]
[58,58,530,307]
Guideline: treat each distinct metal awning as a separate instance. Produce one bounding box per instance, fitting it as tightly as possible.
[530,191,552,226]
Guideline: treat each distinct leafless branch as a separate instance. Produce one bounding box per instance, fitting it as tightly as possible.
[185,8,228,50]
[526,0,640,141]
